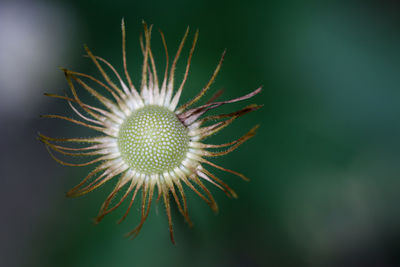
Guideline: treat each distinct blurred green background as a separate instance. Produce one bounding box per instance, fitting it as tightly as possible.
[1,0,400,266]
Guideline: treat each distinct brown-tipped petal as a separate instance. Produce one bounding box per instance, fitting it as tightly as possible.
[118,174,145,224]
[199,104,263,124]
[64,69,115,96]
[65,160,113,197]
[139,32,145,56]
[93,55,133,97]
[179,86,262,121]
[199,168,238,199]
[169,29,199,110]
[164,26,190,107]
[146,65,155,103]
[197,170,227,195]
[188,120,224,137]
[41,143,107,152]
[125,181,147,237]
[140,22,152,93]
[39,137,111,157]
[67,160,125,197]
[197,125,259,157]
[191,175,218,213]
[180,104,218,126]
[148,43,159,97]
[95,178,124,222]
[205,88,224,104]
[84,45,124,97]
[62,74,110,123]
[40,114,115,136]
[161,186,175,244]
[126,179,155,239]
[173,177,192,227]
[68,101,103,126]
[200,158,250,182]
[155,176,162,202]
[170,184,191,225]
[44,145,112,167]
[38,134,112,152]
[190,116,237,140]
[121,18,136,92]
[64,68,122,111]
[176,169,214,209]
[96,178,136,222]
[96,173,135,222]
[68,162,126,197]
[164,172,191,225]
[66,71,121,113]
[44,93,123,124]
[158,29,169,105]
[38,133,110,144]
[191,125,259,149]
[66,71,126,118]
[176,50,226,113]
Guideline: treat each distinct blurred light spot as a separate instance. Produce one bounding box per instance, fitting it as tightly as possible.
[0,1,76,118]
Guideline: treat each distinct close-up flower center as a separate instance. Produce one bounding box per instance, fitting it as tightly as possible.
[40,21,261,243]
[117,105,190,174]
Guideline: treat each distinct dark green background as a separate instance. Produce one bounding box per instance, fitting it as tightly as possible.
[2,0,400,266]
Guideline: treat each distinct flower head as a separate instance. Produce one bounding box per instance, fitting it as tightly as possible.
[40,20,261,243]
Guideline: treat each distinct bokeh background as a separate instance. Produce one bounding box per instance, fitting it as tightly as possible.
[1,0,400,266]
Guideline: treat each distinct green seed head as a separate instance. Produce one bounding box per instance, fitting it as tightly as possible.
[118,105,190,174]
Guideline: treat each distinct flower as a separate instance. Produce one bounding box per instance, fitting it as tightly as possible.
[39,20,261,243]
